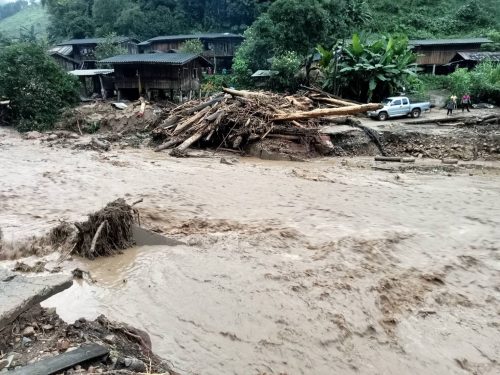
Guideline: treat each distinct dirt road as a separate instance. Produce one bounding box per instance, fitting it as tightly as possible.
[1,126,499,374]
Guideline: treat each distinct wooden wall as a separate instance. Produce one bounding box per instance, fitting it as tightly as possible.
[414,44,482,65]
[145,37,242,58]
[113,61,202,93]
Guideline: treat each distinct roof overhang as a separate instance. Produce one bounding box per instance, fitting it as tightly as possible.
[69,69,114,76]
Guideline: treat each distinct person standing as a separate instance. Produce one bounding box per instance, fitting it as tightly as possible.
[462,93,471,112]
[446,99,454,116]
[450,94,458,109]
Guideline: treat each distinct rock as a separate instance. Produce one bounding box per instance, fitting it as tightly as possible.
[57,339,70,351]
[21,337,32,347]
[103,334,116,345]
[119,357,147,373]
[42,324,54,331]
[22,326,35,337]
[25,131,42,140]
[0,269,72,331]
[220,157,233,165]
[47,134,59,141]
[442,158,458,165]
[67,132,80,139]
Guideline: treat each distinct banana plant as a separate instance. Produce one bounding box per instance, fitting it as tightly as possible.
[318,33,417,102]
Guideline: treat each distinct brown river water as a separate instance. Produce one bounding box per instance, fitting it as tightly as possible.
[1,127,499,374]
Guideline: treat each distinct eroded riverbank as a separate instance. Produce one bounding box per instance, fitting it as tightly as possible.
[1,126,499,374]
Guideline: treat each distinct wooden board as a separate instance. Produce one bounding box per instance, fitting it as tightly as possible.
[10,344,109,375]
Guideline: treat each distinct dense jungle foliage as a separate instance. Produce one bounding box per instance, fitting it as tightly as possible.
[37,0,499,42]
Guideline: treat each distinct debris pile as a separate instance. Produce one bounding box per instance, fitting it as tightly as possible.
[0,305,174,374]
[152,88,382,156]
[74,198,136,259]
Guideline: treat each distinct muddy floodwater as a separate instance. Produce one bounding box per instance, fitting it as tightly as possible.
[1,127,500,374]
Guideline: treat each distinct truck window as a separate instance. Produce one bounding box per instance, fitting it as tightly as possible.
[402,98,408,105]
[391,100,401,106]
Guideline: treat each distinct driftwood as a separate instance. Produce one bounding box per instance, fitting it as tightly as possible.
[173,106,211,135]
[172,124,210,153]
[273,103,382,121]
[181,95,223,116]
[154,137,182,152]
[311,96,357,107]
[90,220,107,255]
[222,87,268,99]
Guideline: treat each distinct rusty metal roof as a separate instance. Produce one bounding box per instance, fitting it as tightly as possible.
[99,53,212,66]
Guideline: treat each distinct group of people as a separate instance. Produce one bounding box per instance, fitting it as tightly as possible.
[447,93,471,115]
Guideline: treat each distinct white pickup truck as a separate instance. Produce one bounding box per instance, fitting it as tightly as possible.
[368,96,431,121]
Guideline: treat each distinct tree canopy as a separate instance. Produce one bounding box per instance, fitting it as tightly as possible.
[42,0,272,41]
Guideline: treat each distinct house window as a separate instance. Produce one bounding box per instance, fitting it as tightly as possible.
[192,68,198,79]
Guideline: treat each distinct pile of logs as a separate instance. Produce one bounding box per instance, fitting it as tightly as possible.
[152,87,382,156]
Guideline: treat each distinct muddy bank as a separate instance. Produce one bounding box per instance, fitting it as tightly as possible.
[0,303,174,374]
[1,126,500,374]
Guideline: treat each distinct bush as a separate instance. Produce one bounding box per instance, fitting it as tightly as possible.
[448,62,500,104]
[269,51,302,92]
[0,42,80,131]
[470,61,500,104]
[201,74,235,94]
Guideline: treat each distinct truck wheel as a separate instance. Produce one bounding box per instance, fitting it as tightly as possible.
[378,112,388,121]
[411,108,421,118]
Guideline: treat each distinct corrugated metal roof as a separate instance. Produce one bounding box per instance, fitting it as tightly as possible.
[454,51,500,62]
[409,38,492,46]
[59,37,135,46]
[49,45,73,56]
[99,53,211,66]
[69,69,114,76]
[138,32,243,46]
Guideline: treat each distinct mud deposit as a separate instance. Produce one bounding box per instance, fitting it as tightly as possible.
[1,126,500,374]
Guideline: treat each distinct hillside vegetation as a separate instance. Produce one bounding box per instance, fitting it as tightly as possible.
[0,4,49,39]
[369,0,500,38]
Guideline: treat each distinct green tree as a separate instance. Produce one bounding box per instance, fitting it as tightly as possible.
[95,33,127,61]
[0,42,80,131]
[179,39,204,54]
[233,0,351,85]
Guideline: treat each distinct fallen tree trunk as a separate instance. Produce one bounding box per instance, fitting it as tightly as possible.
[273,103,382,121]
[311,96,357,107]
[171,125,210,155]
[173,106,211,135]
[222,87,268,99]
[406,116,468,125]
[154,137,182,152]
[181,94,224,116]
